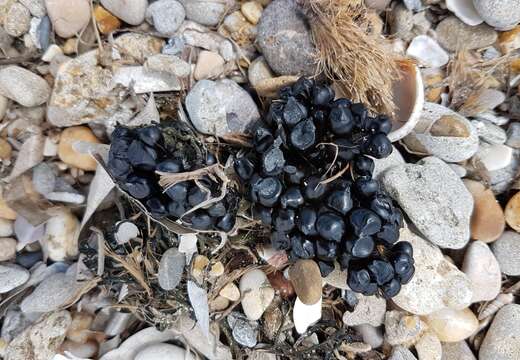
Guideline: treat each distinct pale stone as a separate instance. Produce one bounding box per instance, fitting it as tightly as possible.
[425,308,479,342]
[4,3,30,37]
[209,296,230,311]
[248,56,274,87]
[406,35,449,68]
[415,331,442,360]
[505,191,520,232]
[112,66,181,93]
[45,0,91,38]
[145,0,185,36]
[239,269,274,321]
[219,282,240,302]
[293,296,321,334]
[194,51,225,80]
[385,311,428,346]
[135,343,193,360]
[0,237,16,261]
[241,1,262,24]
[100,0,148,25]
[113,33,164,63]
[473,0,520,30]
[491,231,520,276]
[446,0,483,26]
[342,293,386,327]
[58,126,100,171]
[441,341,476,360]
[462,241,501,302]
[40,208,79,262]
[158,248,185,291]
[0,66,50,107]
[0,218,13,237]
[20,272,79,313]
[390,346,418,360]
[145,54,191,77]
[0,264,29,293]
[479,304,520,360]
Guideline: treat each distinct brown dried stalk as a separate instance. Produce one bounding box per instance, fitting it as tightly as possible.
[299,0,398,115]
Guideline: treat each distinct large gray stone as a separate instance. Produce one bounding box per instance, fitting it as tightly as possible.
[480,304,520,360]
[473,0,520,30]
[256,0,315,76]
[491,231,520,276]
[146,0,185,36]
[20,272,80,313]
[0,66,50,107]
[381,157,473,249]
[186,79,260,136]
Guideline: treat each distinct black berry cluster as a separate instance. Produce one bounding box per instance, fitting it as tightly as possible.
[107,124,236,232]
[234,77,414,298]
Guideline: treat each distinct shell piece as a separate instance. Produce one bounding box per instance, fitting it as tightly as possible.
[389,62,424,142]
[446,0,484,26]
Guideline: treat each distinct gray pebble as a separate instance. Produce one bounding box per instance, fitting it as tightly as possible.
[180,0,235,27]
[436,16,497,51]
[20,272,79,313]
[506,122,520,149]
[257,0,315,76]
[403,0,423,11]
[228,312,258,348]
[1,310,35,342]
[389,346,418,360]
[473,0,520,30]
[0,264,30,294]
[489,149,520,194]
[381,157,473,249]
[32,163,56,195]
[162,36,185,55]
[158,248,185,291]
[16,251,43,269]
[146,0,185,36]
[37,16,51,50]
[471,119,507,145]
[491,231,520,276]
[480,304,520,360]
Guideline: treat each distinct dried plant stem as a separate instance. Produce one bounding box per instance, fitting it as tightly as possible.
[300,0,398,115]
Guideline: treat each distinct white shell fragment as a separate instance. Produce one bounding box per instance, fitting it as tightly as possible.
[446,0,484,26]
[293,296,322,334]
[406,36,450,68]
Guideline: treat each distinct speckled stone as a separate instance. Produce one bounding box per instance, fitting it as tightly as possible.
[436,16,498,51]
[480,304,520,360]
[491,231,520,276]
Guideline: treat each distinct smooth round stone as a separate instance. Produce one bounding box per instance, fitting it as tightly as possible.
[441,341,477,360]
[415,331,442,360]
[472,119,507,145]
[0,237,16,261]
[135,343,193,360]
[479,304,520,360]
[58,126,101,171]
[209,295,230,311]
[158,248,185,291]
[406,35,449,68]
[392,229,473,315]
[100,0,148,25]
[505,191,520,232]
[248,56,274,87]
[425,308,478,342]
[45,0,91,38]
[402,103,479,163]
[491,231,520,276]
[464,179,505,243]
[181,0,235,26]
[446,0,483,26]
[477,144,514,172]
[473,0,520,30]
[343,292,386,327]
[40,208,80,262]
[256,0,316,76]
[385,311,427,346]
[0,264,29,293]
[145,0,185,36]
[194,51,225,80]
[94,4,122,34]
[20,272,79,313]
[0,218,14,237]
[436,16,497,51]
[462,241,501,303]
[288,260,322,305]
[4,2,30,37]
[219,282,240,302]
[323,262,348,289]
[239,269,274,321]
[293,296,322,334]
[0,66,50,107]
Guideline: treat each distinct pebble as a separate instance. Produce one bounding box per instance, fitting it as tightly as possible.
[355,324,384,348]
[0,191,16,220]
[441,341,476,360]
[293,296,322,334]
[219,282,240,302]
[506,122,520,148]
[403,0,423,11]
[385,311,427,346]
[390,5,413,39]
[58,126,101,171]
[186,79,260,136]
[241,1,262,24]
[209,261,224,277]
[257,0,315,76]
[365,0,391,10]
[181,0,235,26]
[14,216,44,248]
[61,340,98,359]
[0,66,50,107]
[288,260,322,305]
[476,143,514,172]
[191,254,209,283]
[4,3,30,37]
[462,241,501,303]
[0,264,29,293]
[40,208,79,262]
[425,307,479,342]
[373,145,405,181]
[5,310,71,360]
[146,0,185,36]
[1,310,34,343]
[381,157,473,249]
[0,237,16,261]
[491,231,520,276]
[93,5,121,34]
[415,331,442,360]
[323,262,348,289]
[505,191,520,232]
[145,54,191,78]
[248,56,274,87]
[113,33,163,63]
[158,248,185,291]
[254,75,299,97]
[112,66,181,93]
[488,148,520,194]
[464,179,505,243]
[209,296,229,311]
[0,218,13,237]
[342,292,386,327]
[19,0,46,17]
[45,0,91,38]
[479,304,520,360]
[406,35,449,68]
[392,228,473,315]
[472,119,507,145]
[403,103,479,163]
[389,346,418,360]
[446,0,483,26]
[436,16,498,51]
[194,51,225,80]
[239,269,274,321]
[498,26,520,54]
[473,0,520,30]
[100,0,148,25]
[227,312,258,348]
[262,304,283,341]
[135,343,193,360]
[21,272,80,313]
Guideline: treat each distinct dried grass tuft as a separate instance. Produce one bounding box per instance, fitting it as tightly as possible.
[300,0,398,115]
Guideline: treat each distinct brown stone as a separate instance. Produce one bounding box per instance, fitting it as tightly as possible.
[505,191,520,233]
[0,138,11,160]
[498,26,520,54]
[93,5,121,34]
[430,115,470,137]
[58,126,101,171]
[464,179,505,243]
[0,187,16,220]
[288,260,322,305]
[423,71,445,103]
